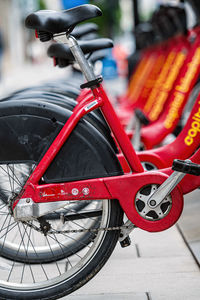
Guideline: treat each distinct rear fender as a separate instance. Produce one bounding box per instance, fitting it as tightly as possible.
[0,100,123,183]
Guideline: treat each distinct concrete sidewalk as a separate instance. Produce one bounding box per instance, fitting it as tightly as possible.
[64,191,200,300]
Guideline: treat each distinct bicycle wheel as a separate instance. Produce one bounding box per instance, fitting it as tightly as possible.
[0,100,123,298]
[0,195,123,299]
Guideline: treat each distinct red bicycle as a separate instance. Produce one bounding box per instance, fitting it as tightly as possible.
[0,4,200,300]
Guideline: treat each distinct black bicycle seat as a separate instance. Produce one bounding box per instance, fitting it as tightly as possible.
[51,47,108,69]
[25,5,102,35]
[90,49,108,64]
[72,23,98,39]
[47,38,113,61]
[134,23,156,49]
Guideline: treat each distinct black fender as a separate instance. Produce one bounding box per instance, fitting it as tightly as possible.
[10,84,80,99]
[4,93,119,153]
[0,100,123,183]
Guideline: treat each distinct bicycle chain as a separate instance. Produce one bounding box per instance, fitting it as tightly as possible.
[24,220,131,235]
[10,194,132,234]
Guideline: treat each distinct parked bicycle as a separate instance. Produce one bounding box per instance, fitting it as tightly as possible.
[0,3,200,300]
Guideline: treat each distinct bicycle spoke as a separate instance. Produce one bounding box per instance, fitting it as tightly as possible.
[0,164,24,190]
[0,221,18,239]
[6,165,14,193]
[24,224,36,283]
[0,214,12,252]
[44,236,61,276]
[47,232,90,257]
[17,223,30,283]
[22,222,49,281]
[8,164,25,187]
[7,226,27,282]
[51,232,73,268]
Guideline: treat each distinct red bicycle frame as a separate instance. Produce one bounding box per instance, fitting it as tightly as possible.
[13,80,197,232]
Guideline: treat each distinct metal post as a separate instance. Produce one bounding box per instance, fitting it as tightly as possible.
[133,0,139,27]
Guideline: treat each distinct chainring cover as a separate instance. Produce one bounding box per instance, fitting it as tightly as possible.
[106,172,184,233]
[131,173,183,232]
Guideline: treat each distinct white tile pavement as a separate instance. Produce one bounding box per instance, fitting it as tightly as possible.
[62,223,200,299]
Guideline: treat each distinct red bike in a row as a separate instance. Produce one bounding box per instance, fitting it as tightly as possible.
[0,3,199,300]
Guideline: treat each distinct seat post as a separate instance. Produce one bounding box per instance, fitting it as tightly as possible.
[66,34,96,83]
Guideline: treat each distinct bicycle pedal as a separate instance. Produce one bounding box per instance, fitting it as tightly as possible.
[172,159,200,176]
[120,236,131,248]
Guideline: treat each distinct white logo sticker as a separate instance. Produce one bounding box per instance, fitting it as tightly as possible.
[82,187,90,195]
[85,100,98,111]
[72,188,79,196]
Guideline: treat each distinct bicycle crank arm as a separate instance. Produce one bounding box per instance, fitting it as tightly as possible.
[147,168,187,209]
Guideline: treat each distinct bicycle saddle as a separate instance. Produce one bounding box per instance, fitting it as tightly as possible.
[47,38,113,62]
[90,49,108,64]
[134,23,156,49]
[72,23,98,39]
[25,5,102,35]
